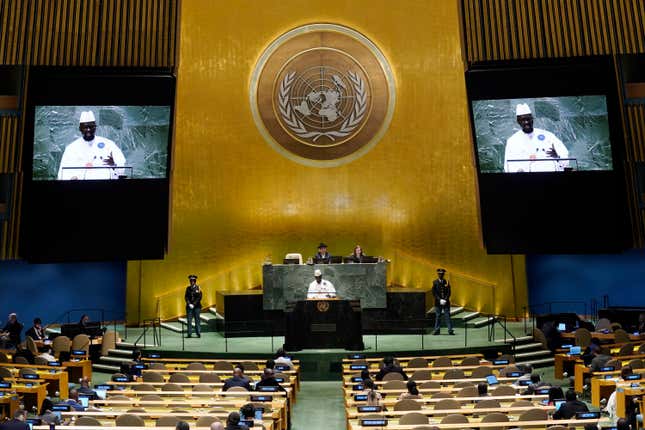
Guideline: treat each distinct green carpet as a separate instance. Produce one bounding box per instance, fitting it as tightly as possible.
[291,382,345,430]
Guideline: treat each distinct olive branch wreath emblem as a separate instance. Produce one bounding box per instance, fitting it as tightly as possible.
[278,70,367,142]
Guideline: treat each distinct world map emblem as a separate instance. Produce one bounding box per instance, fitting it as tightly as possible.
[250,24,396,167]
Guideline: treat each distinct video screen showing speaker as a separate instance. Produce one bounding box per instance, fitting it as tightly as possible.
[33,105,171,181]
[466,56,629,253]
[472,95,612,173]
[21,67,175,262]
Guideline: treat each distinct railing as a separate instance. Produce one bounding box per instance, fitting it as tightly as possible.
[133,318,161,348]
[485,314,516,356]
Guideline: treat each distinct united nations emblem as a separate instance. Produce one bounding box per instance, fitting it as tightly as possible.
[316,301,330,313]
[250,24,396,167]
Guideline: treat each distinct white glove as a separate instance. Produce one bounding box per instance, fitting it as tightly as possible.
[440,299,446,306]
[188,304,194,309]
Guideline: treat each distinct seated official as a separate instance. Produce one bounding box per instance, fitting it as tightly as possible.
[222,366,252,391]
[273,348,294,369]
[589,345,612,372]
[523,373,548,394]
[0,409,29,430]
[375,356,408,381]
[25,318,46,342]
[225,412,248,430]
[39,399,62,425]
[255,368,286,392]
[313,242,332,264]
[1,313,24,348]
[78,377,100,399]
[398,380,421,400]
[57,389,85,411]
[362,379,383,407]
[346,245,367,263]
[553,389,589,419]
[307,269,336,299]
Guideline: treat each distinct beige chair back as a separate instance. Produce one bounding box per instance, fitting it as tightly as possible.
[382,371,404,381]
[410,369,433,381]
[511,400,532,407]
[419,381,440,389]
[628,358,644,369]
[443,368,465,379]
[492,385,516,396]
[595,318,612,332]
[407,357,428,368]
[134,383,156,392]
[432,357,452,367]
[619,343,635,356]
[186,362,206,370]
[199,373,221,383]
[470,366,493,378]
[192,384,214,392]
[213,361,233,371]
[142,372,165,383]
[161,383,183,391]
[115,414,145,426]
[155,416,180,427]
[481,412,509,430]
[575,328,592,348]
[34,356,49,365]
[431,392,453,399]
[100,330,117,357]
[519,408,548,421]
[434,398,461,410]
[148,363,166,370]
[52,336,71,358]
[25,337,39,355]
[383,380,407,390]
[475,398,501,409]
[75,416,102,426]
[614,329,631,344]
[456,386,478,397]
[393,399,422,411]
[440,414,469,424]
[460,356,481,366]
[399,412,429,425]
[71,334,90,354]
[168,373,190,383]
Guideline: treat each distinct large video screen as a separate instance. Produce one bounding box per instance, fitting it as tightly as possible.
[33,105,170,180]
[472,95,612,173]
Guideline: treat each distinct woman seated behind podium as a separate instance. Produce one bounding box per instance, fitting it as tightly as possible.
[347,245,367,263]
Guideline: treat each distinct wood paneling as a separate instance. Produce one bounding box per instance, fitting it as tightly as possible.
[0,0,179,259]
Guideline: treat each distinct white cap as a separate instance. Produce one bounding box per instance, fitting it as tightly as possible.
[515,103,531,116]
[79,111,96,123]
[314,269,322,277]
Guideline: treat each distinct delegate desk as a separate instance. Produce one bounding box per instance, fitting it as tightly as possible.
[284,299,363,350]
[263,262,387,310]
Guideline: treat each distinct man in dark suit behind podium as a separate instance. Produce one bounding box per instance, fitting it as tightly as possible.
[314,243,332,263]
[432,268,454,335]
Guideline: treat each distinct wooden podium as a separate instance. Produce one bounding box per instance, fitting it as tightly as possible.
[284,299,364,351]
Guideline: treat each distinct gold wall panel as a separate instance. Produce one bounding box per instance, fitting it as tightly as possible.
[0,0,179,259]
[126,0,528,323]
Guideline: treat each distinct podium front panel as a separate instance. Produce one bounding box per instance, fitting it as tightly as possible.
[263,262,387,310]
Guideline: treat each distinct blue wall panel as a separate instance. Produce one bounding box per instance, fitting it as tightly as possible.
[0,260,126,333]
[527,250,645,315]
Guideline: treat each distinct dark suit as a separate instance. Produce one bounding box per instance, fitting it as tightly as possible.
[223,376,251,391]
[314,252,332,264]
[590,354,612,372]
[375,364,408,381]
[0,419,30,430]
[553,400,589,419]
[1,320,23,347]
[255,377,286,392]
[432,278,453,332]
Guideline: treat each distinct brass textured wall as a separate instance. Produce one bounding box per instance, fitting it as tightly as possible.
[0,0,179,258]
[461,0,645,245]
[126,0,528,323]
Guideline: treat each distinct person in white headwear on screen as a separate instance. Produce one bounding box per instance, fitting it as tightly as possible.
[57,110,126,180]
[504,103,569,173]
[307,269,336,299]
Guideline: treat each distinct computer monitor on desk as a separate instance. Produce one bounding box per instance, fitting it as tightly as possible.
[283,258,300,264]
